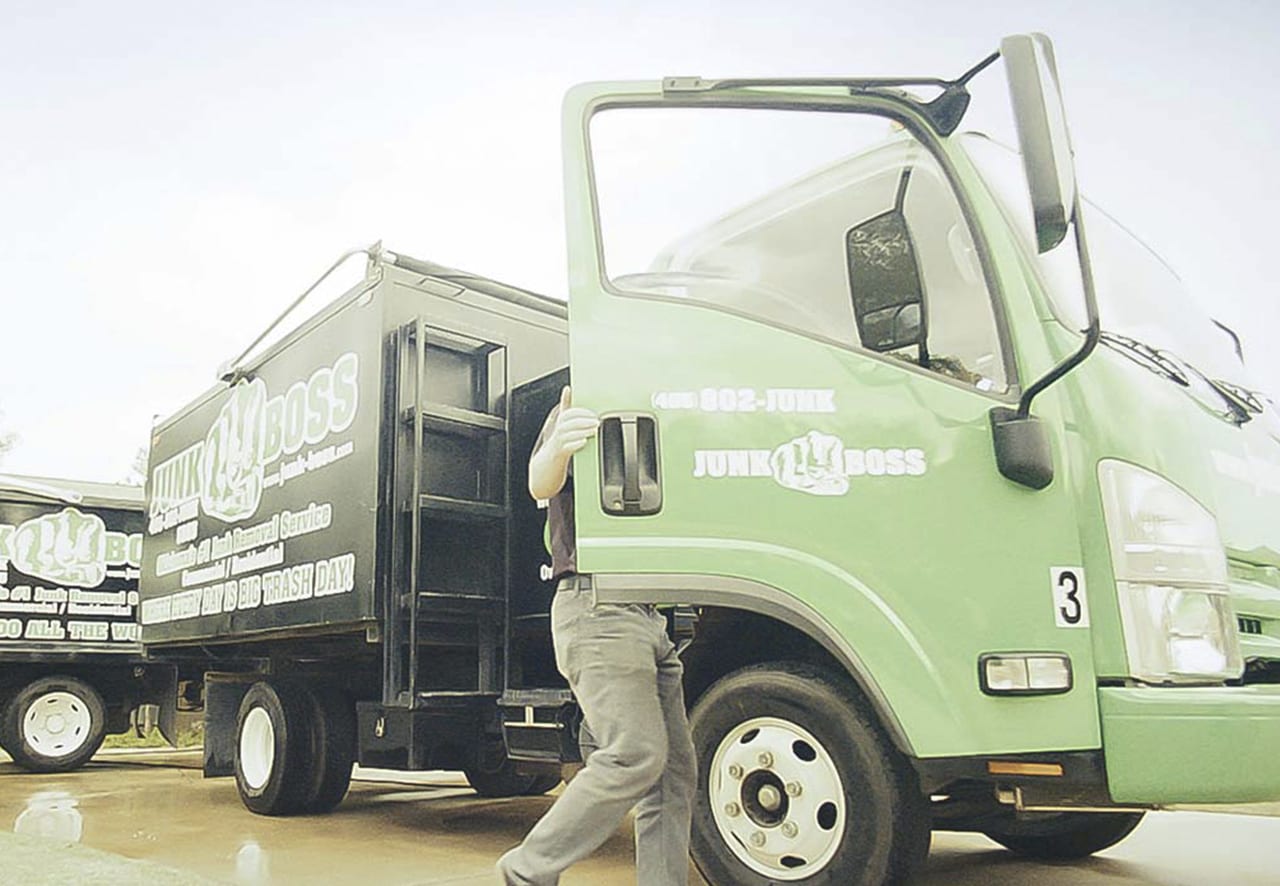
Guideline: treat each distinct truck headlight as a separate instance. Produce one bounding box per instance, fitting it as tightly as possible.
[1099,460,1243,684]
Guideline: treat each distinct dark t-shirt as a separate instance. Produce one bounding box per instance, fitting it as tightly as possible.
[534,404,577,579]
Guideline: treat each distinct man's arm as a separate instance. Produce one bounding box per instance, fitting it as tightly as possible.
[529,386,599,501]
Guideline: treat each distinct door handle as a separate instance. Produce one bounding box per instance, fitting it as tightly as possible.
[598,414,662,516]
[621,417,642,504]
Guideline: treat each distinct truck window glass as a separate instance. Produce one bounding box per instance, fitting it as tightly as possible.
[962,133,1252,389]
[590,107,1008,393]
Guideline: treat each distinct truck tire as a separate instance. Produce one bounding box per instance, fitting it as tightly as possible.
[0,676,107,773]
[690,662,927,886]
[234,681,315,816]
[983,810,1145,859]
[464,738,555,797]
[300,685,356,814]
[523,773,563,796]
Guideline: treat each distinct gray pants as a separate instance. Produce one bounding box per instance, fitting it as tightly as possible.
[498,581,697,885]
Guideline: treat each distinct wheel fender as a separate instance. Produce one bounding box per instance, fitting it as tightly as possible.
[591,557,969,756]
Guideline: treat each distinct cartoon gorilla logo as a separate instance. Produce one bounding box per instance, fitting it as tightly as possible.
[201,378,267,523]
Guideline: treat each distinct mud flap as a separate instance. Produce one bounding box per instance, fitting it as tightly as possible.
[158,682,178,747]
[140,664,180,746]
[204,675,254,778]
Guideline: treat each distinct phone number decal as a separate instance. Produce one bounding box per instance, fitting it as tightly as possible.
[653,388,835,415]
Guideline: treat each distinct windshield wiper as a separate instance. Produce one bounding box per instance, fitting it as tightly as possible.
[1099,332,1253,425]
[1099,332,1189,386]
[1202,377,1258,424]
[1211,379,1265,415]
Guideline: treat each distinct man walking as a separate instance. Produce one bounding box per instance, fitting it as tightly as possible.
[498,386,696,885]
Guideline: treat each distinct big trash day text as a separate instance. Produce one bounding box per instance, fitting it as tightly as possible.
[141,552,355,625]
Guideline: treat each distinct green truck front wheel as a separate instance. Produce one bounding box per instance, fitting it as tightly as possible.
[689,661,928,886]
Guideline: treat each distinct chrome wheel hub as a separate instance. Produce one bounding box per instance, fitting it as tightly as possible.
[239,706,275,791]
[22,692,91,758]
[708,716,846,880]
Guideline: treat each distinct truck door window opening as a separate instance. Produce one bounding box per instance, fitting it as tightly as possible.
[589,106,1010,394]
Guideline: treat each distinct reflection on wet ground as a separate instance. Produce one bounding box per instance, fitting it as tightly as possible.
[13,789,83,842]
[1,748,1279,884]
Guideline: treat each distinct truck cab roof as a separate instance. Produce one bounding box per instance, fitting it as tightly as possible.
[0,473,144,510]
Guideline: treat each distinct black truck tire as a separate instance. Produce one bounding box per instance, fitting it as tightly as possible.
[983,810,1145,859]
[522,773,563,796]
[465,737,558,797]
[300,685,357,814]
[689,662,927,886]
[234,681,315,816]
[0,676,107,773]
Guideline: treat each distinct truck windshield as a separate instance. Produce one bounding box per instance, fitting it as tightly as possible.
[961,133,1255,390]
[589,106,1011,393]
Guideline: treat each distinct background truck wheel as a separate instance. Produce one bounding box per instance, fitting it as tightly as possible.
[983,810,1145,859]
[464,738,558,797]
[522,773,563,796]
[300,685,357,814]
[690,662,927,886]
[234,681,315,816]
[0,676,107,773]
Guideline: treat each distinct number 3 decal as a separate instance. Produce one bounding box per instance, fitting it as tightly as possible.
[1051,567,1090,628]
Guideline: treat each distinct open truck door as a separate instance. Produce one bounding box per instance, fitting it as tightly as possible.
[558,49,1111,883]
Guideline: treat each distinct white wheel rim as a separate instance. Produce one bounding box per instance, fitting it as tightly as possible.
[708,716,847,880]
[22,691,93,758]
[239,706,275,791]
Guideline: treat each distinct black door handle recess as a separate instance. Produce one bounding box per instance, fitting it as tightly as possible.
[598,414,662,516]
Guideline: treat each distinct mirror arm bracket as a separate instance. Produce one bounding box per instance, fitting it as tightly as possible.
[1015,192,1101,421]
[993,193,1100,491]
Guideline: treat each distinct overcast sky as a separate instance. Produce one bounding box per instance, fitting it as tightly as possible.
[2,0,1277,482]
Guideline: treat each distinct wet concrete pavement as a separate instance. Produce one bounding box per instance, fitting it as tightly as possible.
[2,748,1279,884]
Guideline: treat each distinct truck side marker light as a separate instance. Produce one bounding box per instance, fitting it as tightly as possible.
[979,653,1072,695]
[987,761,1064,777]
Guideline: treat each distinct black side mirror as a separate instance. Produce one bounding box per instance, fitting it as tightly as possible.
[990,407,1054,490]
[847,209,927,355]
[1002,33,1076,253]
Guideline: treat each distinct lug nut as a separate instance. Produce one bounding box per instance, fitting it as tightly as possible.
[750,831,767,847]
[724,802,741,818]
[728,763,743,779]
[782,821,798,838]
[757,752,774,768]
[785,781,802,797]
[758,785,782,812]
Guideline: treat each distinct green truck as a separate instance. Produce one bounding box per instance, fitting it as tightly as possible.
[137,33,1280,884]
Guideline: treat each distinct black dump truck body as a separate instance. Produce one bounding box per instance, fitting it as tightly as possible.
[0,475,172,771]
[140,251,573,805]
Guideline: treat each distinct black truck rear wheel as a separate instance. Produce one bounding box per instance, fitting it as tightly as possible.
[234,681,315,815]
[983,810,1145,859]
[1,676,107,773]
[522,773,564,796]
[300,685,357,814]
[465,737,560,797]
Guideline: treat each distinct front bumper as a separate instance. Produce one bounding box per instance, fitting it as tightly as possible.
[1100,685,1280,804]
